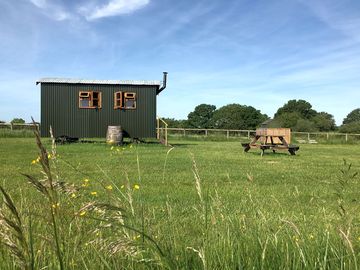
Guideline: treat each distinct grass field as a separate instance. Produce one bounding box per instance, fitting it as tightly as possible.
[0,136,359,269]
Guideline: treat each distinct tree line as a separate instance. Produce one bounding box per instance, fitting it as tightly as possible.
[3,101,360,133]
[163,100,360,133]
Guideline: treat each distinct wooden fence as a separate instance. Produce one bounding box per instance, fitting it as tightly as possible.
[163,128,360,142]
[0,123,39,130]
[1,123,359,142]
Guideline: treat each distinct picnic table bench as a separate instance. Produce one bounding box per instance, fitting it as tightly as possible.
[242,128,299,156]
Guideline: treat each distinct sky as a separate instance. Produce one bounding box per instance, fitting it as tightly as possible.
[0,0,360,125]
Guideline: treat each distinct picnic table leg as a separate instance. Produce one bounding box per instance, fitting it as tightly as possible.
[288,148,296,155]
[278,136,289,147]
[249,135,260,145]
[244,144,250,152]
[242,135,260,153]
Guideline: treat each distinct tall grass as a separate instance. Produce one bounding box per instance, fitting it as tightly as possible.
[0,136,359,269]
[0,129,34,138]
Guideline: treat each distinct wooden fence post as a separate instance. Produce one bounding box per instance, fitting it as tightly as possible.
[205,130,208,137]
[165,126,168,146]
[183,129,186,136]
[156,118,160,140]
[326,133,329,140]
[307,133,310,141]
[346,134,348,142]
[227,130,229,139]
[247,130,250,139]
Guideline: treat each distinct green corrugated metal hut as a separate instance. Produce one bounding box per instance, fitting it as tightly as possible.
[37,72,167,138]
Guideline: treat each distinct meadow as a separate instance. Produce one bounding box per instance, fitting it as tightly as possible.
[0,134,359,269]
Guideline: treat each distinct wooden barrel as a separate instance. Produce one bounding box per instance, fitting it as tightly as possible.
[106,126,123,145]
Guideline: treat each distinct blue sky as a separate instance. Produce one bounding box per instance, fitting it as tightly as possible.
[0,0,359,124]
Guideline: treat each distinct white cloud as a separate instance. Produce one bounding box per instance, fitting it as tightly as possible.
[82,0,150,21]
[29,0,47,9]
[28,0,72,21]
[28,0,150,22]
[299,0,360,43]
[53,10,71,21]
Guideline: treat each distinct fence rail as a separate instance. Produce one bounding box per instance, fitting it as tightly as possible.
[0,123,39,130]
[2,123,360,142]
[161,127,360,142]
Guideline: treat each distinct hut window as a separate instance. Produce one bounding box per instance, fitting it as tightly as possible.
[114,91,122,109]
[79,91,102,109]
[124,92,136,109]
[114,92,136,109]
[92,92,101,107]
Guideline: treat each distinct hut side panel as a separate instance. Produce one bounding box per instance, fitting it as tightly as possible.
[41,83,157,138]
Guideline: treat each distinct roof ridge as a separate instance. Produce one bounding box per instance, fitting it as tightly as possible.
[36,78,161,86]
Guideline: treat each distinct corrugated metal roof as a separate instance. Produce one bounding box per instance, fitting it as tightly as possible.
[36,78,161,86]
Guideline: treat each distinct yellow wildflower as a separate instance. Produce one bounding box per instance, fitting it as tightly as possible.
[47,153,52,159]
[82,179,90,187]
[120,185,125,189]
[309,234,314,239]
[134,184,140,190]
[79,211,86,216]
[292,236,299,243]
[70,193,76,198]
[105,185,113,191]
[90,191,97,196]
[31,160,37,164]
[52,203,60,209]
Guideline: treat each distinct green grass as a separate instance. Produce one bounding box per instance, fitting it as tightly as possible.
[0,137,359,269]
[0,129,35,138]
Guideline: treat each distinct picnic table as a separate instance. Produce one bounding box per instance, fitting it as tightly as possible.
[242,129,299,156]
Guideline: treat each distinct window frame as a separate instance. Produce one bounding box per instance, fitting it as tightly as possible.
[114,91,123,109]
[124,92,136,109]
[114,91,137,110]
[79,91,102,109]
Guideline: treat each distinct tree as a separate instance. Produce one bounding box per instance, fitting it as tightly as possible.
[339,122,360,134]
[161,118,188,128]
[274,99,317,119]
[311,112,336,131]
[273,100,338,131]
[212,104,267,130]
[293,119,317,132]
[187,104,216,129]
[275,112,302,128]
[10,118,25,124]
[343,108,360,124]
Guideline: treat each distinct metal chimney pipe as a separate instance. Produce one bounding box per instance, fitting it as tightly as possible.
[162,72,168,88]
[157,72,168,94]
